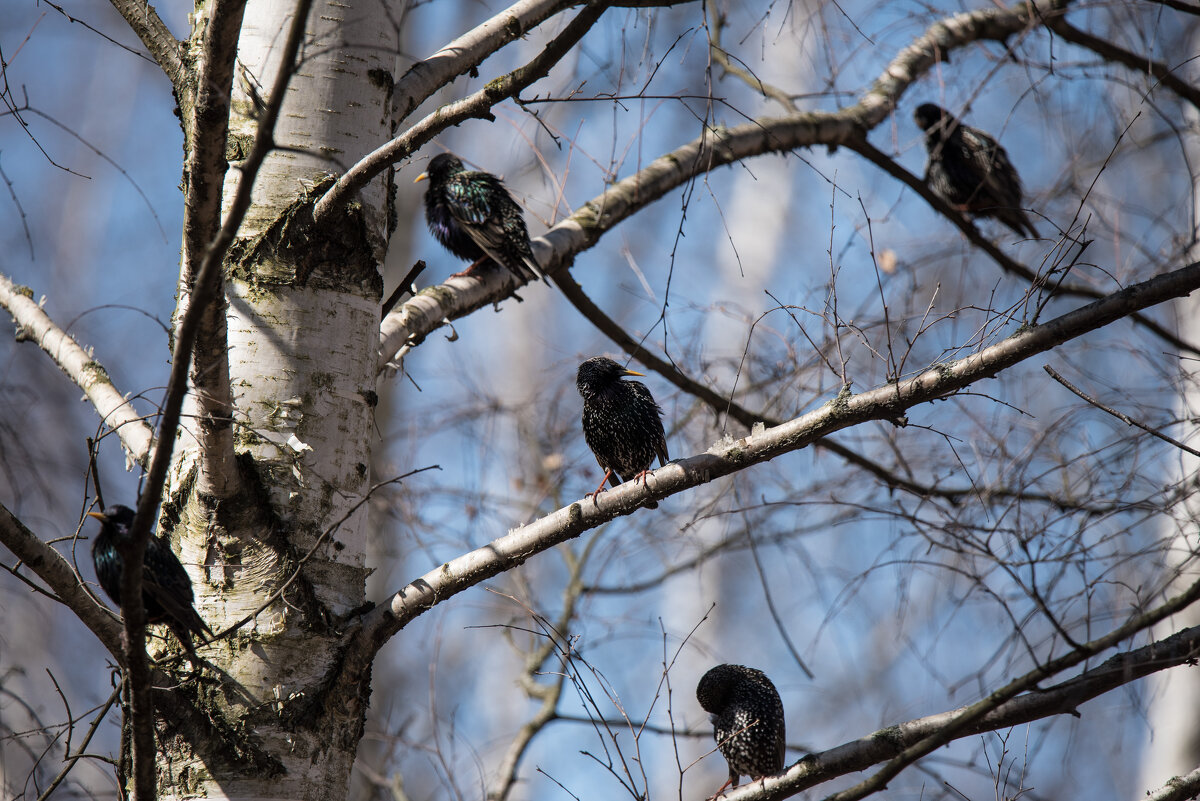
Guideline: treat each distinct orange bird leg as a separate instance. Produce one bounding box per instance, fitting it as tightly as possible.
[584,469,616,506]
[449,257,488,278]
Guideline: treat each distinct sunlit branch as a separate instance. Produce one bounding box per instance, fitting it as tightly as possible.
[376,0,1104,372]
[554,269,1115,511]
[350,259,1200,687]
[847,136,1200,356]
[1142,763,1200,801]
[389,0,577,125]
[0,273,154,465]
[313,1,611,226]
[108,0,185,96]
[725,619,1200,801]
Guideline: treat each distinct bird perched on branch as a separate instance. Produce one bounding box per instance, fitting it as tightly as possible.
[696,664,787,796]
[914,103,1039,239]
[576,356,669,508]
[415,152,547,284]
[88,505,212,654]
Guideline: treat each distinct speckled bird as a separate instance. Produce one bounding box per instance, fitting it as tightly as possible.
[914,103,1038,239]
[576,356,669,508]
[415,152,547,283]
[696,664,786,795]
[89,505,211,654]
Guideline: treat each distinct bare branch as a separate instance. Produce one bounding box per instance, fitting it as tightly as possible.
[725,620,1200,800]
[0,273,154,465]
[1043,365,1200,458]
[1142,764,1200,801]
[107,0,185,94]
[172,0,249,500]
[388,0,576,125]
[1046,16,1200,111]
[313,1,611,226]
[352,259,1200,686]
[0,502,122,657]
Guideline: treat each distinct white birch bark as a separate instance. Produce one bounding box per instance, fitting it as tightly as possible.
[159,0,394,797]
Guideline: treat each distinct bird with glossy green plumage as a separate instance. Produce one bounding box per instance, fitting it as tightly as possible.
[88,505,212,654]
[415,153,547,284]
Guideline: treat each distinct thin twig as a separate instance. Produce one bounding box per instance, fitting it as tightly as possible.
[1043,365,1200,457]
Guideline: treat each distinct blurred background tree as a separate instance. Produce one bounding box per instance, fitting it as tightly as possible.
[2,0,1200,799]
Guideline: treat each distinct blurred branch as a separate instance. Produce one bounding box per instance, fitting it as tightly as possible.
[0,502,123,657]
[35,682,122,801]
[108,0,185,94]
[1043,365,1200,457]
[848,136,1200,356]
[123,3,308,795]
[726,618,1200,801]
[349,258,1200,688]
[488,549,591,801]
[314,1,611,226]
[704,0,796,112]
[1046,16,1200,111]
[0,273,154,465]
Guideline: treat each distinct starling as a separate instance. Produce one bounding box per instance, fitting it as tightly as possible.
[88,505,212,654]
[914,103,1039,239]
[415,153,547,284]
[577,356,669,508]
[696,664,786,796]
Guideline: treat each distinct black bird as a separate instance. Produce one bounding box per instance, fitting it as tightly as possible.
[576,356,669,508]
[415,153,547,284]
[696,664,786,796]
[914,103,1039,239]
[88,505,211,654]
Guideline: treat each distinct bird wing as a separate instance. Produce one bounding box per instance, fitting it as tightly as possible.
[445,173,545,282]
[144,539,212,637]
[962,127,1022,209]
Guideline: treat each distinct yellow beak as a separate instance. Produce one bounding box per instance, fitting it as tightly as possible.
[414,172,429,184]
[86,511,107,522]
[622,369,644,377]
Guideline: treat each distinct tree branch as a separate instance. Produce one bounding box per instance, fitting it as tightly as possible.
[173,0,249,500]
[107,0,185,97]
[0,503,122,657]
[313,0,612,226]
[1046,15,1200,111]
[724,619,1200,800]
[0,273,155,466]
[388,0,576,126]
[1143,764,1200,801]
[352,259,1200,688]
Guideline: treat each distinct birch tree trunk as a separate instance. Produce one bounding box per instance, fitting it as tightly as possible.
[158,1,391,797]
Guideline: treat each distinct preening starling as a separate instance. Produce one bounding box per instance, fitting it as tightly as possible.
[914,103,1039,239]
[576,356,669,508]
[696,664,786,795]
[88,505,212,654]
[415,152,547,284]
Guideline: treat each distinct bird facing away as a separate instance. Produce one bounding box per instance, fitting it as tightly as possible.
[88,505,212,654]
[414,153,547,284]
[577,356,669,507]
[913,103,1039,239]
[696,664,787,796]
